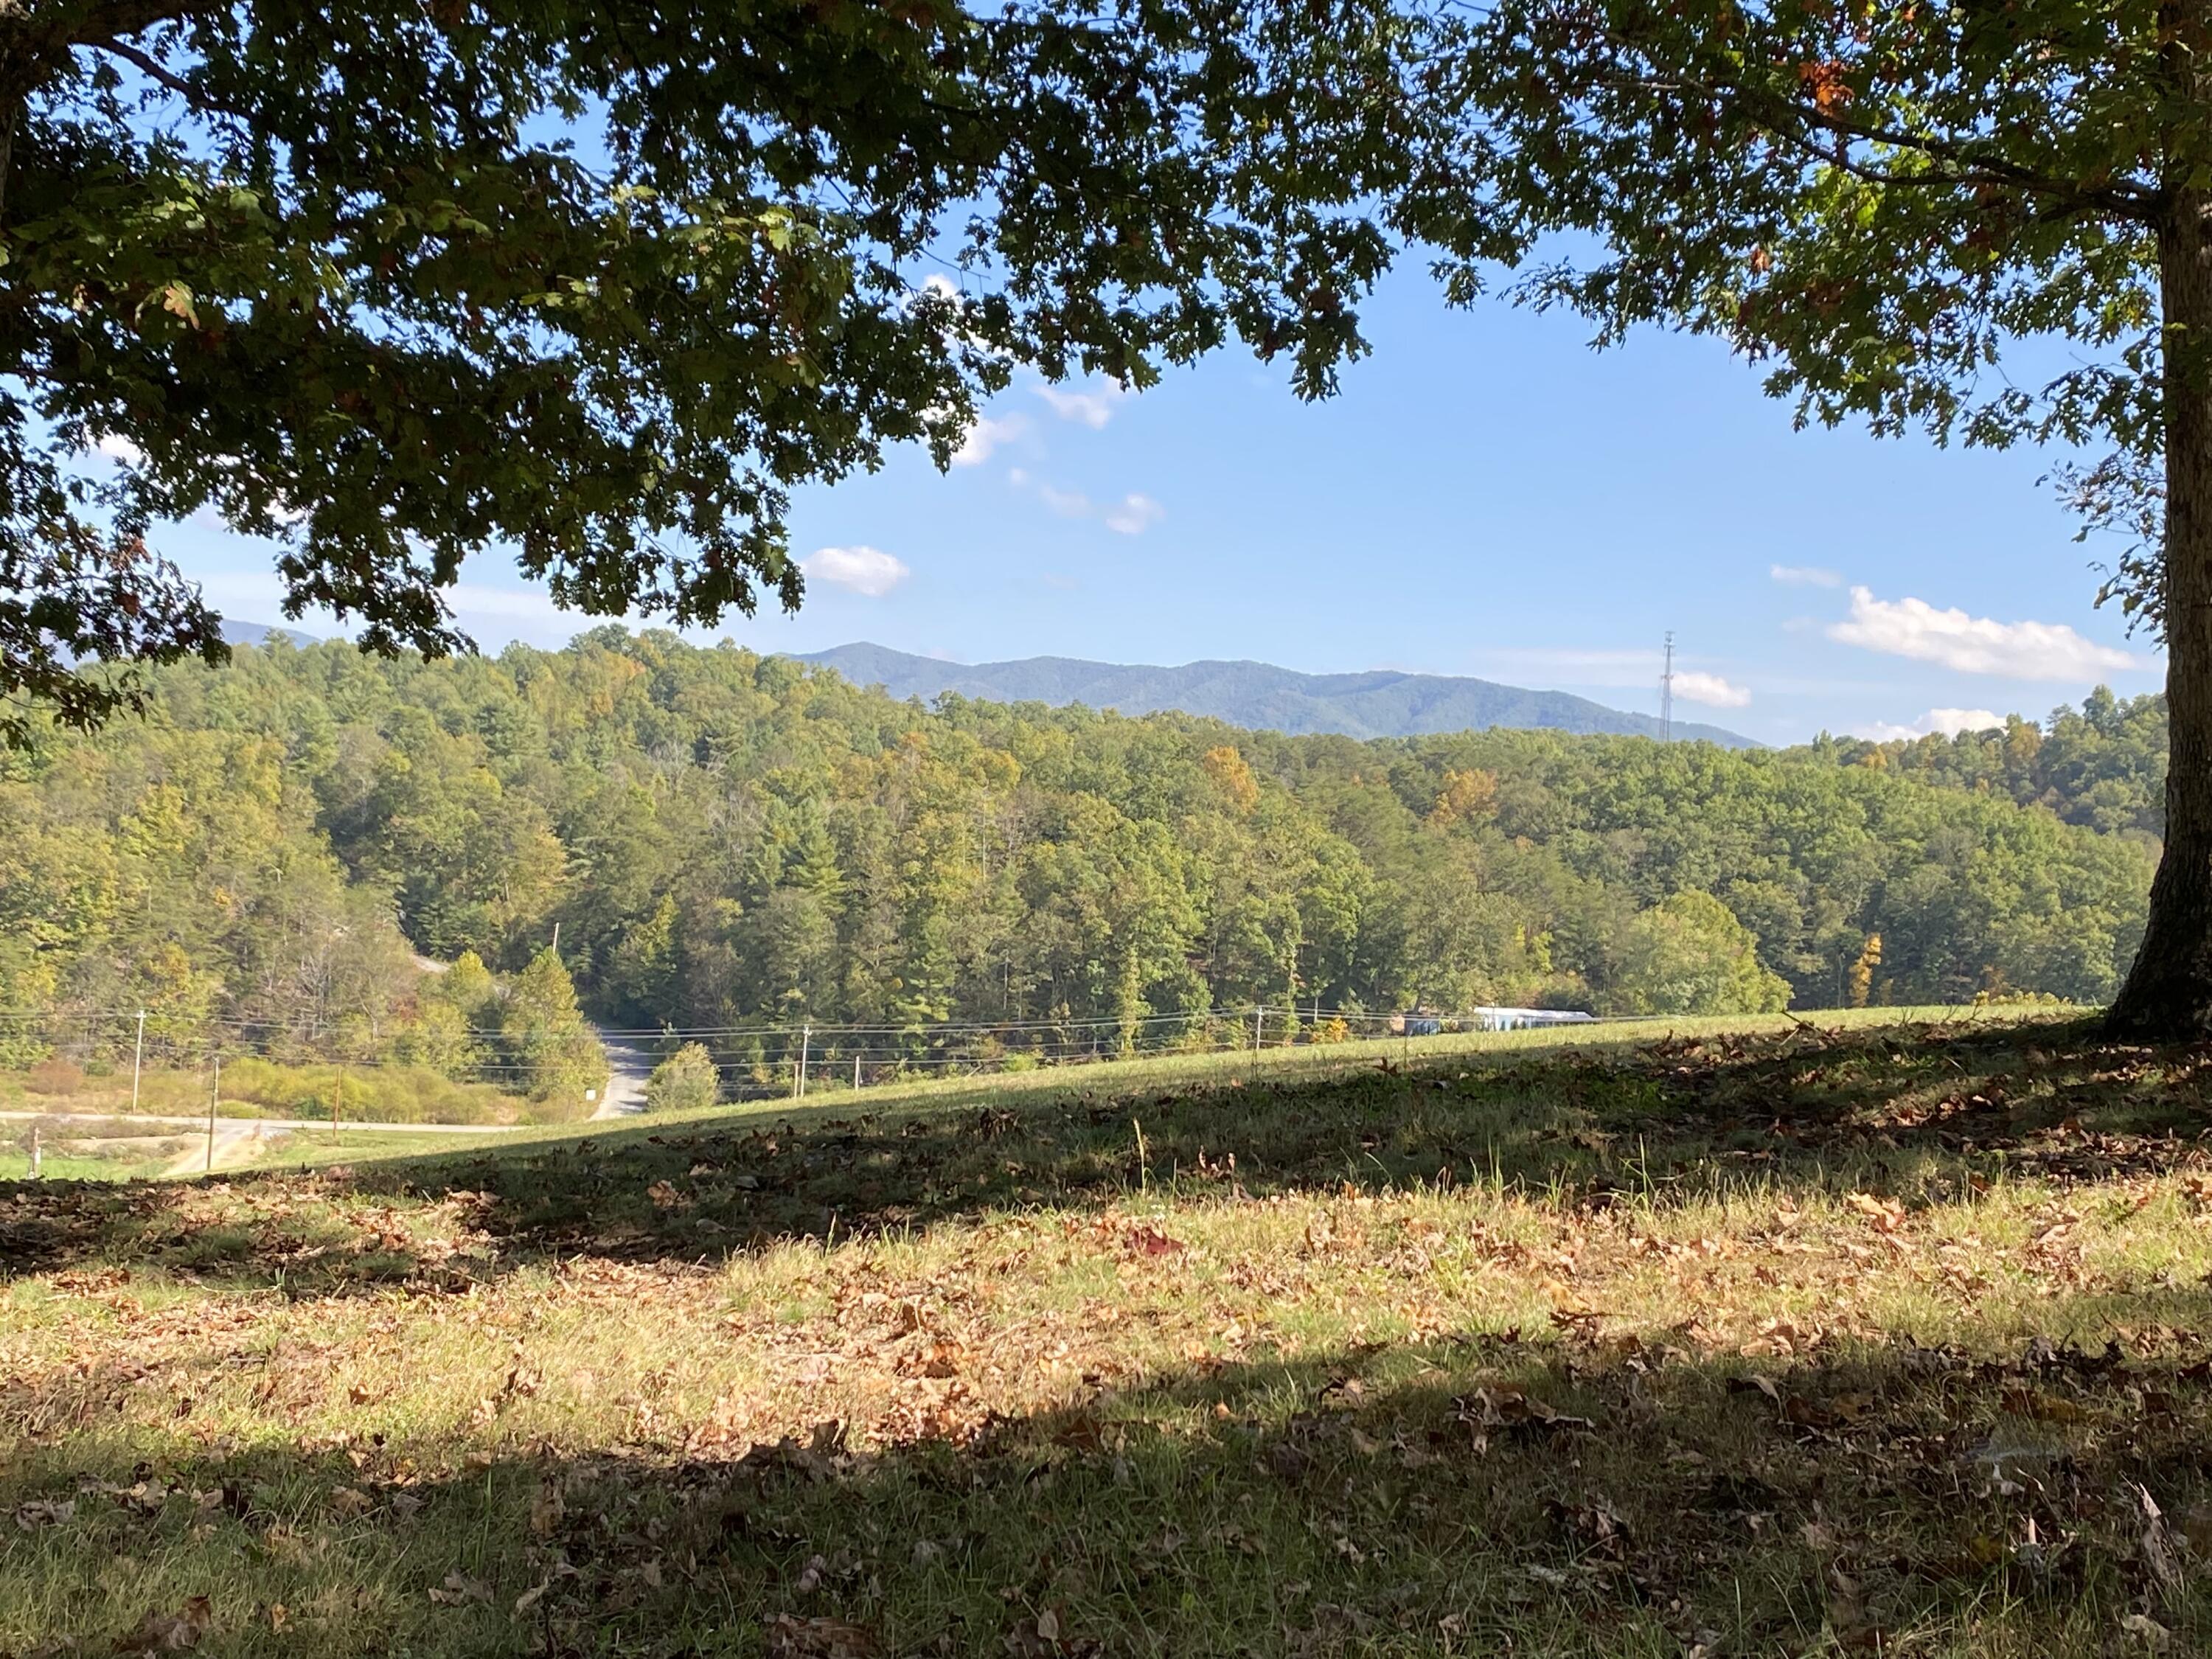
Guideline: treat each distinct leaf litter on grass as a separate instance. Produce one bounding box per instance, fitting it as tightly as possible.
[7,1019,2212,1653]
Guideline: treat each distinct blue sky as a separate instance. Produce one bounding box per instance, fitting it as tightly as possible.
[162,264,2160,745]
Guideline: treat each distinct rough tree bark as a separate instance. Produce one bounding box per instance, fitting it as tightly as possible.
[2108,184,2212,1037]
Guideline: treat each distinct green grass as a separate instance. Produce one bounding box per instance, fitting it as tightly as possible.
[0,1121,200,1182]
[1,1124,518,1185]
[0,1150,180,1181]
[11,1005,2212,1657]
[0,1055,535,1126]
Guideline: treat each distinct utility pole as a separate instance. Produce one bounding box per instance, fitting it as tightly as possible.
[1660,632,1676,743]
[131,1009,145,1113]
[550,920,561,958]
[795,1024,810,1099]
[205,1053,220,1173]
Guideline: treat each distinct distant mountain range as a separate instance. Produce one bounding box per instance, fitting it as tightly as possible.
[222,619,319,648]
[798,642,1759,747]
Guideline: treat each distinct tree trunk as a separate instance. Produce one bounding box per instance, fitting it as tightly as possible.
[2109,189,2212,1037]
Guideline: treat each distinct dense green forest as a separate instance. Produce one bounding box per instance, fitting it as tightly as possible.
[0,633,2157,1083]
[1790,687,2168,843]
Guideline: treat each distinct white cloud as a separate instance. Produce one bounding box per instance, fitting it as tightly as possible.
[1770,563,1841,588]
[1926,706,2007,735]
[1850,706,2008,742]
[1009,471,1164,535]
[88,431,146,467]
[1102,493,1164,536]
[801,545,910,598]
[951,414,1027,467]
[1671,670,1750,708]
[1035,380,1129,430]
[1829,586,2140,679]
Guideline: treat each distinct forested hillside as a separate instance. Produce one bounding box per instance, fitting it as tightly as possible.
[0,633,2154,1077]
[1793,688,2168,843]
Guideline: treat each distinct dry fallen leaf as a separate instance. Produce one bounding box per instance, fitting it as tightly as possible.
[765,1612,880,1657]
[2121,1611,2174,1652]
[2138,1484,2188,1602]
[112,1595,212,1654]
[1846,1192,1906,1232]
[1122,1224,1185,1258]
[1730,1374,1783,1408]
[529,1480,565,1539]
[2002,1385,2089,1424]
[428,1571,495,1607]
[1458,1385,1593,1433]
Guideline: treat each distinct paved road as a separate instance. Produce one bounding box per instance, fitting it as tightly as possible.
[591,1031,653,1119]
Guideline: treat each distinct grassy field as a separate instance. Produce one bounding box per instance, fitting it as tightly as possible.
[0,1056,540,1128]
[0,1121,518,1185]
[9,1006,2212,1655]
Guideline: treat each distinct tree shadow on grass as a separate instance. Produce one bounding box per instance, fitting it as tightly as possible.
[4,1017,2211,1290]
[9,1293,2212,1656]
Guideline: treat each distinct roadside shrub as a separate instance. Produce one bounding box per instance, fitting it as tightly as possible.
[645,1043,720,1113]
[212,1057,520,1125]
[26,1057,84,1097]
[1973,987,2069,1008]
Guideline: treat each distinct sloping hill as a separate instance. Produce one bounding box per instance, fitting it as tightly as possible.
[2,1018,2197,1659]
[799,641,1758,746]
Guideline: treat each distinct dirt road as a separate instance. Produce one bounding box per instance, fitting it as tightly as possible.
[0,1110,518,1180]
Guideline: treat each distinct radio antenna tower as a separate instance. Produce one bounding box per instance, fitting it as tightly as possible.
[1660,633,1675,742]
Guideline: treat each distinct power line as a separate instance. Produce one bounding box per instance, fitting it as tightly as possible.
[0,1003,1415,1041]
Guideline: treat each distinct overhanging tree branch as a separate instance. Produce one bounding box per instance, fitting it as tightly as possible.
[1584,35,2162,220]
[88,35,249,120]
